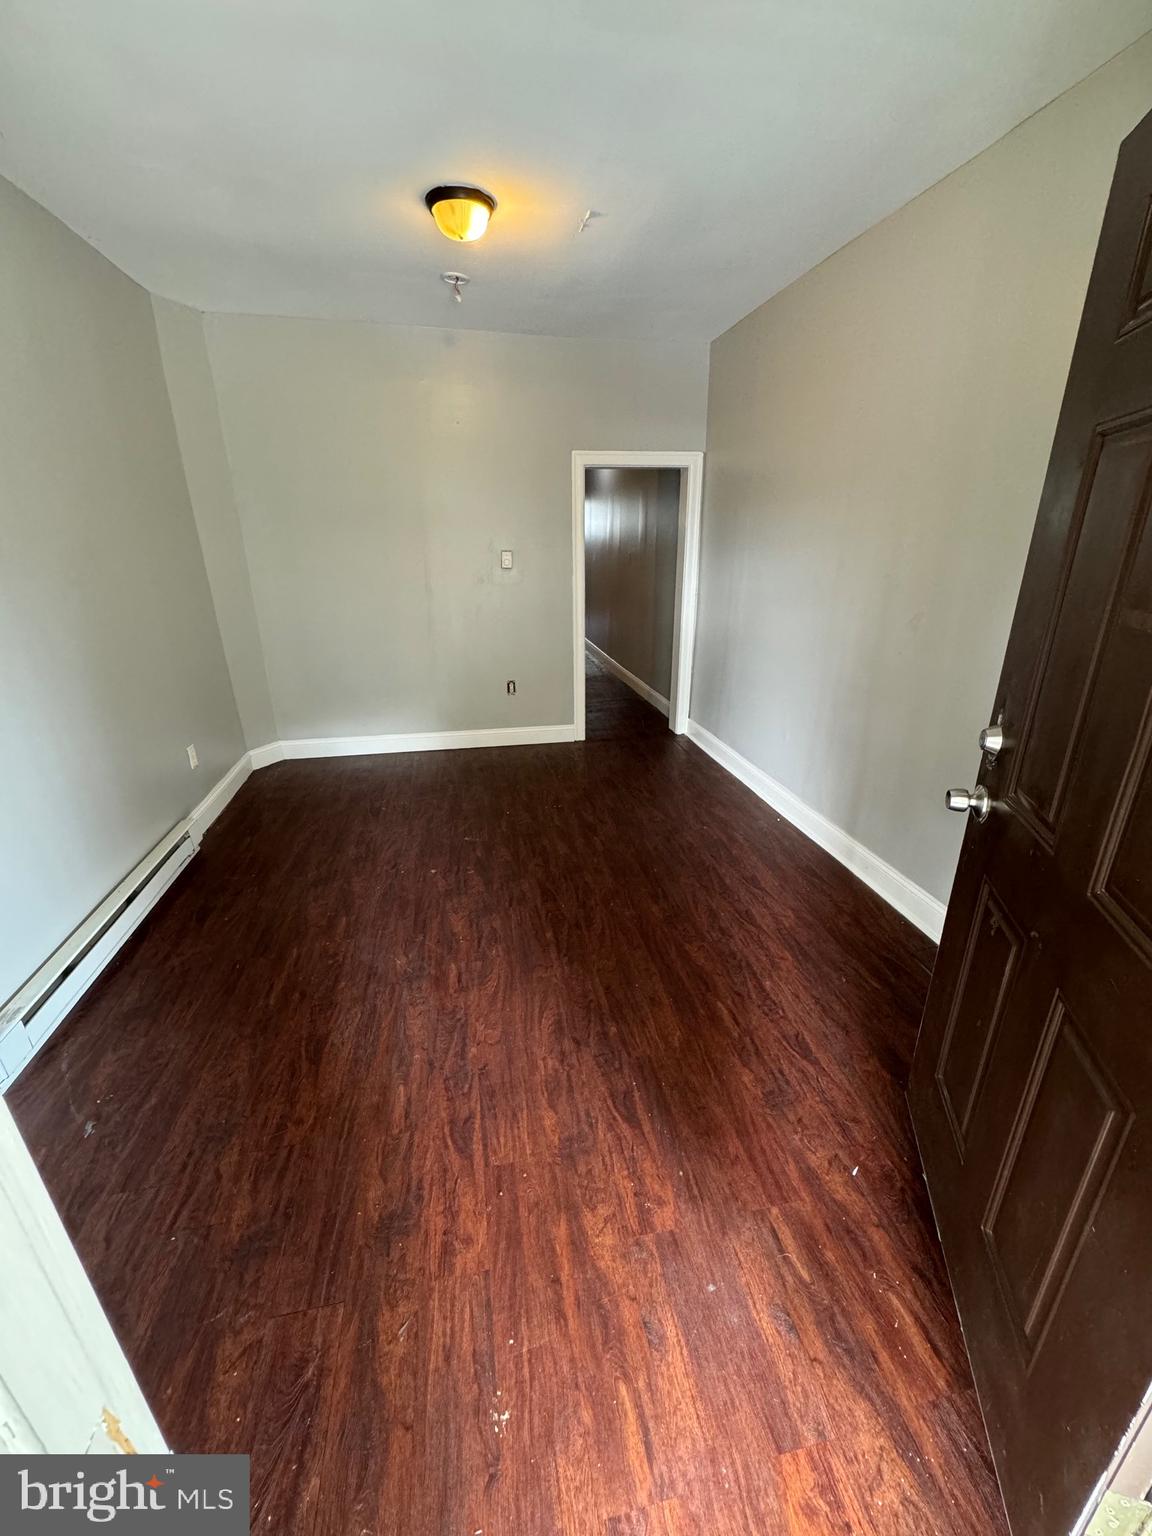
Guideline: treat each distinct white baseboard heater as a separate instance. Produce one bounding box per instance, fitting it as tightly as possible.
[0,821,198,1093]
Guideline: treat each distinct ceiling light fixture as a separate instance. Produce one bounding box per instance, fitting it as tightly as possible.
[425,185,496,243]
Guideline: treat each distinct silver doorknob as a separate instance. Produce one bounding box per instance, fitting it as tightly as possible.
[979,724,1005,758]
[946,785,991,821]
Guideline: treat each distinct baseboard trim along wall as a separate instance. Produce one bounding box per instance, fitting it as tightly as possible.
[584,639,670,716]
[253,723,578,764]
[0,723,577,1091]
[686,719,947,941]
[188,753,253,842]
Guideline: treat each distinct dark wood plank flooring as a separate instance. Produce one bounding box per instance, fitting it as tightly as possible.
[10,665,1006,1535]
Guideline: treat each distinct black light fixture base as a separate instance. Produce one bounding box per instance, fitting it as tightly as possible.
[425,185,497,217]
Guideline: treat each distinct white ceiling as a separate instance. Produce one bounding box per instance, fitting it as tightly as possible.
[0,2,1147,342]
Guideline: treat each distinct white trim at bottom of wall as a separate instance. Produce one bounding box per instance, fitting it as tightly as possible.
[584,639,670,717]
[685,719,947,942]
[188,752,253,842]
[251,723,577,766]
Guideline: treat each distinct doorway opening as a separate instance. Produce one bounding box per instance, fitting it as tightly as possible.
[571,450,703,741]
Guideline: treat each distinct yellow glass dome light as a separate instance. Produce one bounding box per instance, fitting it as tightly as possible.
[425,185,496,243]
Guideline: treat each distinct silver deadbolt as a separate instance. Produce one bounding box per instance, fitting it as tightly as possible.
[946,785,991,821]
[979,724,1005,759]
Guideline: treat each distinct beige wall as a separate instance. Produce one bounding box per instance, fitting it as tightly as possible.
[585,467,680,698]
[152,298,277,749]
[0,177,244,1004]
[693,35,1152,907]
[200,315,707,740]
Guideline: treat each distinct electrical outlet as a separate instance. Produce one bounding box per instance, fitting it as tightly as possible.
[506,680,517,695]
[186,743,199,769]
[500,549,514,570]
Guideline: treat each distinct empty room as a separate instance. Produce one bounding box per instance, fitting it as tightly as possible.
[1,6,1150,1535]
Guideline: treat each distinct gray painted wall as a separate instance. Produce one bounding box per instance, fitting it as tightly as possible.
[585,467,680,698]
[0,177,244,1004]
[692,34,1152,907]
[201,315,707,740]
[152,297,277,750]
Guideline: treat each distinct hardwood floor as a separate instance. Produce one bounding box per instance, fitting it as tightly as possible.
[10,666,1006,1535]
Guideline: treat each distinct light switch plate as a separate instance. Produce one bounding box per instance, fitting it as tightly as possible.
[500,549,514,570]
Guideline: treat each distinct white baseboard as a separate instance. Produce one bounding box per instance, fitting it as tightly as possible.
[685,719,946,941]
[251,724,577,763]
[585,639,670,716]
[248,742,285,769]
[188,753,252,844]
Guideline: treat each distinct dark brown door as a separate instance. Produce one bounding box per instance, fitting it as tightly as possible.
[910,111,1152,1536]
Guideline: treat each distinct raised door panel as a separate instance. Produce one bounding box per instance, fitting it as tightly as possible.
[981,997,1131,1362]
[934,883,1022,1156]
[1095,718,1152,962]
[1011,416,1152,841]
[1120,195,1152,338]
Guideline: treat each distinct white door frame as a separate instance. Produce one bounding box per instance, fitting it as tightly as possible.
[0,1099,166,1455]
[571,450,704,740]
